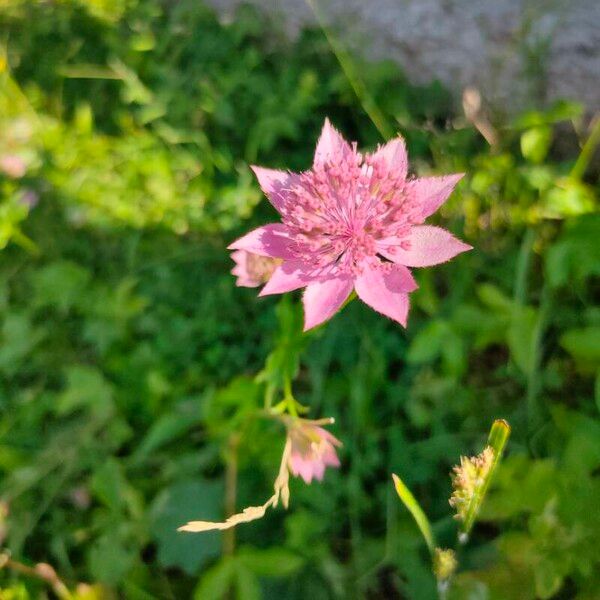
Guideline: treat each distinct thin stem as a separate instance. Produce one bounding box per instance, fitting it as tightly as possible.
[513,228,535,307]
[223,434,240,557]
[0,553,73,600]
[526,283,551,442]
[571,114,600,180]
[283,378,298,417]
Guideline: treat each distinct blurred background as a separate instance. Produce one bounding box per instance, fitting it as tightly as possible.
[0,1,599,598]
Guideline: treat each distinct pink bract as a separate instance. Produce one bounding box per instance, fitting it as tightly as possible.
[287,421,341,484]
[229,119,471,330]
[231,250,280,288]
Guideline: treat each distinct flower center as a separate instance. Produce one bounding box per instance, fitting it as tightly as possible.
[280,152,420,276]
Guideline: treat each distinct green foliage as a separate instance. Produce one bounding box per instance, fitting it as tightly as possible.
[0,1,599,599]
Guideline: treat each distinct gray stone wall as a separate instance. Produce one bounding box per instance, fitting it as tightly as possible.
[206,0,600,113]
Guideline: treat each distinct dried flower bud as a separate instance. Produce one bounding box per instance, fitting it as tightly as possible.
[231,250,281,287]
[449,446,494,523]
[433,547,458,582]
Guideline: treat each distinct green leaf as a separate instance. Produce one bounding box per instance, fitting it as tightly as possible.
[131,408,202,463]
[91,458,127,512]
[235,565,261,600]
[150,479,222,574]
[0,312,44,375]
[194,557,236,600]
[520,126,552,164]
[392,473,435,554]
[507,306,537,374]
[87,533,136,585]
[542,177,596,218]
[407,320,448,364]
[238,546,303,577]
[535,560,563,599]
[31,261,90,312]
[57,365,114,416]
[560,327,600,370]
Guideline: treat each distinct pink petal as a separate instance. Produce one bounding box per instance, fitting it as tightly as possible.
[250,166,296,213]
[315,427,342,447]
[313,118,352,167]
[302,276,354,331]
[259,261,314,296]
[293,455,315,484]
[409,174,464,220]
[355,264,417,326]
[390,225,472,267]
[312,461,326,481]
[228,224,294,259]
[322,448,341,468]
[369,136,408,179]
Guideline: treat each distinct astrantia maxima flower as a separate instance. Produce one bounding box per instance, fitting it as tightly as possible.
[229,119,472,330]
[231,250,281,287]
[287,417,341,484]
[178,416,341,533]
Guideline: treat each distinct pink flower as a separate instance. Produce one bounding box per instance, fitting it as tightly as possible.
[229,119,472,330]
[287,419,342,484]
[231,250,281,288]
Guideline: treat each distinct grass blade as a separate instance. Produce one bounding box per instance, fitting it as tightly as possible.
[392,473,435,555]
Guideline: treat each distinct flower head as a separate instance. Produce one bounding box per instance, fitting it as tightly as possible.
[231,250,281,288]
[449,445,494,523]
[287,417,341,483]
[229,119,471,330]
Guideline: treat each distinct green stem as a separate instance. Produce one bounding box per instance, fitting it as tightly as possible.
[513,228,535,307]
[283,378,298,417]
[305,0,394,141]
[571,114,600,180]
[526,283,551,442]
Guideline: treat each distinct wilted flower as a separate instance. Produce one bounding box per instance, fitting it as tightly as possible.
[231,249,281,287]
[449,445,494,523]
[229,119,471,330]
[287,417,341,483]
[0,154,26,179]
[178,416,341,534]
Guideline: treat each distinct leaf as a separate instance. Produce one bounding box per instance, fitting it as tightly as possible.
[57,365,114,416]
[31,261,90,312]
[194,557,236,600]
[535,560,563,599]
[507,306,537,374]
[391,473,435,554]
[235,565,261,600]
[520,126,552,164]
[560,327,600,371]
[131,408,202,463]
[542,177,596,218]
[0,312,44,375]
[545,215,600,287]
[238,547,303,578]
[150,479,222,574]
[91,458,127,512]
[407,320,448,364]
[87,533,136,585]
